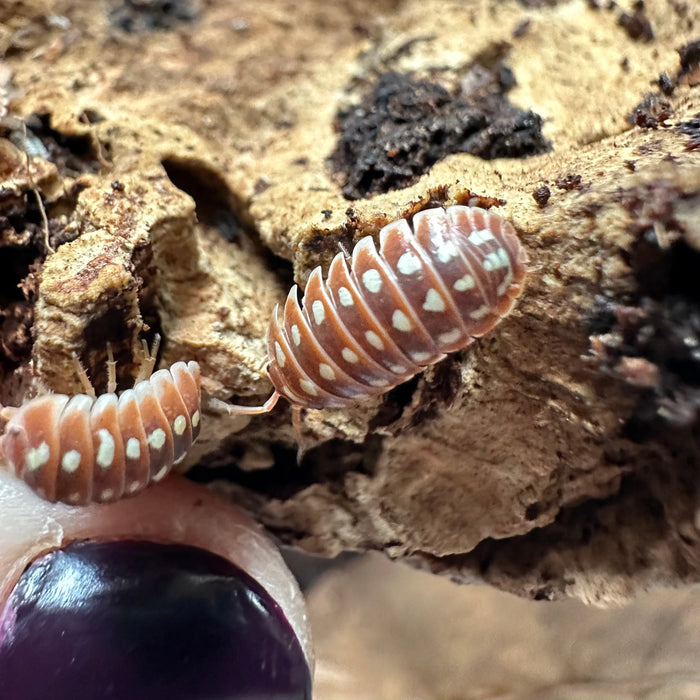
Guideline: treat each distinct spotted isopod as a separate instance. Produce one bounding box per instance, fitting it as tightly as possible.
[0,205,525,506]
[0,338,202,505]
[222,204,527,414]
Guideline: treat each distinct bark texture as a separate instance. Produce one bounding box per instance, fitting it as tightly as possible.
[1,0,699,604]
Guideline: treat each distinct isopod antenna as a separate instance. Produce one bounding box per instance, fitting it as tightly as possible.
[209,390,280,416]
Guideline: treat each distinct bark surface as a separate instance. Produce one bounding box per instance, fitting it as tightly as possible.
[1,0,699,604]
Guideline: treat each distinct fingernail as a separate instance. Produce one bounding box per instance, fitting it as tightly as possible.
[0,540,312,700]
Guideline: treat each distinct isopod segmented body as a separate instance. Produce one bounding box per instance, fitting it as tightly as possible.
[265,205,527,410]
[0,359,201,505]
[0,205,525,506]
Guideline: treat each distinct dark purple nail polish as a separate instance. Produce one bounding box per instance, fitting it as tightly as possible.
[0,540,311,700]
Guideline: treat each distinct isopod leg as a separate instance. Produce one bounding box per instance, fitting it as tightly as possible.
[291,405,310,463]
[0,406,17,425]
[291,405,302,437]
[106,343,117,394]
[134,334,161,384]
[208,390,280,416]
[72,354,97,400]
[0,405,17,460]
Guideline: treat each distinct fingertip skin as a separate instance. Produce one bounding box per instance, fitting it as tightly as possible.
[0,472,313,671]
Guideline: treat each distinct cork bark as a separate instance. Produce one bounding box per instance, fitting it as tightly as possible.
[1,0,699,605]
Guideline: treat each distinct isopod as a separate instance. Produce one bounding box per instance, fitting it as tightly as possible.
[223,204,527,414]
[0,204,526,506]
[0,338,202,505]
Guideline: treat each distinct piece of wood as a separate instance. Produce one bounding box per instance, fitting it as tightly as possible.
[1,0,699,604]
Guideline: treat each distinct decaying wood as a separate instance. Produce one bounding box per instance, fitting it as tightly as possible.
[1,0,699,605]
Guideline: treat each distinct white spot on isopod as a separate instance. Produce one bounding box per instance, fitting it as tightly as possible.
[368,377,390,387]
[67,491,81,504]
[191,410,200,428]
[96,428,115,469]
[61,449,81,474]
[397,252,421,275]
[454,274,475,291]
[362,269,382,293]
[423,289,446,312]
[387,363,407,374]
[25,441,50,472]
[438,329,463,345]
[312,299,325,324]
[275,341,286,367]
[291,324,301,346]
[470,305,490,319]
[437,242,459,263]
[341,347,358,363]
[497,267,514,296]
[147,428,166,451]
[338,286,354,306]
[299,378,319,396]
[410,351,432,363]
[128,480,142,493]
[125,437,141,460]
[173,415,187,436]
[365,330,384,349]
[483,248,510,272]
[468,229,495,245]
[319,363,336,380]
[392,309,412,332]
[101,488,114,501]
